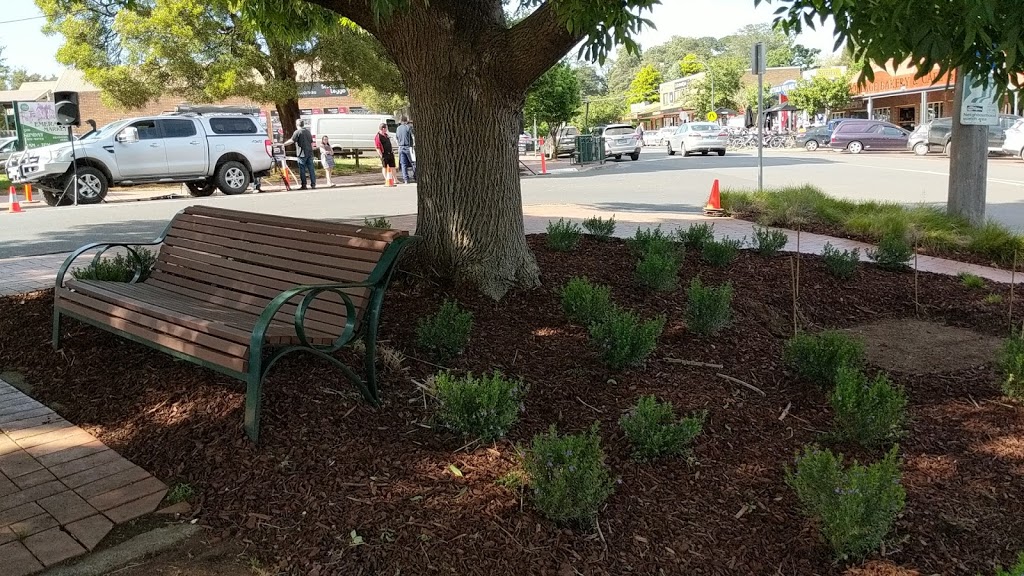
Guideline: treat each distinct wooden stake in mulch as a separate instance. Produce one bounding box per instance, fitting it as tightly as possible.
[1011,249,1018,333]
[795,226,801,300]
[789,256,799,335]
[914,237,920,318]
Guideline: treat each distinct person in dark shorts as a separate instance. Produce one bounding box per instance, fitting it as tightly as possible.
[374,123,397,186]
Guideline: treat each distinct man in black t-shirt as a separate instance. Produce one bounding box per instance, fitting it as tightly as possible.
[283,119,316,189]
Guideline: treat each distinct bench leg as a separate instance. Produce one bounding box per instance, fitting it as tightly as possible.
[52,310,62,350]
[244,354,264,443]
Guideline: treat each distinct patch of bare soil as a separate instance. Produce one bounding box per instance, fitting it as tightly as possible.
[847,319,1003,374]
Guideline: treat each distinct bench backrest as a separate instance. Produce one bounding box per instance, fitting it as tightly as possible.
[147,206,408,337]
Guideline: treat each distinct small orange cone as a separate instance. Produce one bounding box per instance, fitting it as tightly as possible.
[7,186,24,213]
[703,179,724,216]
[385,169,397,187]
[24,183,38,203]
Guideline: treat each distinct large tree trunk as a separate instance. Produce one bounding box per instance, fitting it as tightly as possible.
[947,70,989,226]
[276,99,301,142]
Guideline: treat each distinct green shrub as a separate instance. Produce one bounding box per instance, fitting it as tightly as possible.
[821,243,860,279]
[588,307,666,370]
[416,300,473,362]
[628,226,677,256]
[433,371,523,442]
[957,272,986,289]
[785,445,905,560]
[619,395,706,461]
[546,218,582,251]
[685,277,733,336]
[71,248,158,283]
[785,330,865,388]
[867,233,913,271]
[1000,333,1024,399]
[830,367,907,447]
[524,424,616,527]
[561,277,613,326]
[582,215,616,240]
[993,552,1024,576]
[363,216,392,229]
[701,236,744,267]
[985,293,1005,305]
[167,483,195,504]
[635,250,680,292]
[751,226,789,256]
[677,222,715,250]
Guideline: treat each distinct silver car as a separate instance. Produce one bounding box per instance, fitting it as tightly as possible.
[599,124,641,161]
[0,137,18,168]
[1002,118,1024,161]
[667,123,729,156]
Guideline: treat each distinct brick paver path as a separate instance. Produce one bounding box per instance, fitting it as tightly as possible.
[0,378,167,575]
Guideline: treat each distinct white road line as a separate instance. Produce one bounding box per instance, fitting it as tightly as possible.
[837,163,1024,187]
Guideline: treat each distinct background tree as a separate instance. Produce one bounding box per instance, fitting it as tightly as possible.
[627,64,662,104]
[720,23,794,68]
[679,53,704,77]
[0,47,9,91]
[574,96,625,131]
[684,59,743,118]
[524,62,583,156]
[606,48,643,96]
[787,73,851,120]
[741,81,775,114]
[791,44,821,69]
[642,35,721,80]
[574,63,608,97]
[4,69,59,90]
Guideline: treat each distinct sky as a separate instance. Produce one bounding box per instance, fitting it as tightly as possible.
[0,0,840,80]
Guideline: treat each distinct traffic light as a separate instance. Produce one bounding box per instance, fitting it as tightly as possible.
[53,90,80,127]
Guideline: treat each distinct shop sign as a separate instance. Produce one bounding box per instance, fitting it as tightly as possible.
[858,69,954,95]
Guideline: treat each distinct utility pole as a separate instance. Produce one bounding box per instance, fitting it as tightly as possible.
[753,43,765,192]
[947,70,991,226]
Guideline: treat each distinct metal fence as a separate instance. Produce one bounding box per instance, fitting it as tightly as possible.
[573,135,605,165]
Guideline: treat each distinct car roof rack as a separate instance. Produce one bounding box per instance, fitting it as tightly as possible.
[166,104,261,116]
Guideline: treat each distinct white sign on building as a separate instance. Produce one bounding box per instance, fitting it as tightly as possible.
[960,73,999,126]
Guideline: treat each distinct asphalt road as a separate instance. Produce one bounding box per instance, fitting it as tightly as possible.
[2,148,1023,259]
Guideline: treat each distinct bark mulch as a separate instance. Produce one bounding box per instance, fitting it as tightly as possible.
[1,235,1022,575]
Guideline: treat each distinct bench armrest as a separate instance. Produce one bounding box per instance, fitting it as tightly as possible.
[56,241,165,290]
[252,282,375,353]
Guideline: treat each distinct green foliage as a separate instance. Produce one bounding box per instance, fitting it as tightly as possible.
[526,63,583,141]
[677,222,715,250]
[867,234,914,271]
[822,243,860,279]
[635,250,681,292]
[678,53,704,77]
[785,331,865,388]
[582,215,616,240]
[685,277,733,336]
[701,236,744,267]
[574,96,625,130]
[588,307,666,370]
[830,367,907,447]
[606,48,643,96]
[958,272,986,289]
[620,395,706,461]
[167,483,195,504]
[999,333,1024,399]
[574,64,607,97]
[788,73,853,116]
[627,64,662,104]
[561,277,613,327]
[71,249,157,283]
[628,226,678,257]
[985,293,1005,305]
[751,226,789,256]
[546,218,583,251]
[785,445,906,560]
[416,300,473,362]
[524,424,616,527]
[363,216,391,229]
[684,58,744,117]
[433,371,523,442]
[992,552,1024,576]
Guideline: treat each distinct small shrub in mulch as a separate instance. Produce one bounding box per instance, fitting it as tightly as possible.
[582,215,616,240]
[677,222,715,250]
[433,371,523,442]
[785,445,905,560]
[751,226,788,256]
[546,218,582,251]
[363,216,392,229]
[619,395,706,461]
[416,300,473,362]
[588,307,666,370]
[867,233,914,271]
[635,249,681,292]
[958,272,986,289]
[785,330,865,388]
[627,226,677,257]
[685,277,732,336]
[1000,333,1024,400]
[523,424,615,528]
[993,552,1024,576]
[72,248,158,283]
[821,242,860,279]
[561,277,613,327]
[167,483,195,504]
[701,236,744,267]
[829,366,907,447]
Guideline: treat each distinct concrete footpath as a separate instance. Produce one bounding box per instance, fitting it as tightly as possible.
[0,204,1019,297]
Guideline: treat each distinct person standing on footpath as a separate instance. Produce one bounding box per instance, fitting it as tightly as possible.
[396,116,415,184]
[320,135,335,187]
[374,123,397,186]
[283,119,316,189]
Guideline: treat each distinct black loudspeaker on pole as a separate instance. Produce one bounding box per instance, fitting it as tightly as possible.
[53,90,81,127]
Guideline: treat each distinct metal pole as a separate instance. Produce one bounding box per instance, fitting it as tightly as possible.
[711,73,715,120]
[68,126,79,206]
[757,68,764,192]
[584,100,590,132]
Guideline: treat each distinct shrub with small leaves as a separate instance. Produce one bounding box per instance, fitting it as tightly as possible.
[751,226,789,256]
[628,226,677,256]
[785,330,865,388]
[363,216,391,229]
[523,424,615,527]
[72,248,158,283]
[1000,332,1024,399]
[785,445,905,560]
[677,222,715,250]
[986,293,1005,305]
[635,249,680,292]
[701,236,744,267]
[416,300,473,362]
[685,277,732,336]
[620,395,706,461]
[588,307,666,370]
[958,272,986,289]
[561,277,613,326]
[821,243,860,279]
[867,233,913,271]
[993,551,1024,576]
[830,367,907,447]
[546,218,582,251]
[433,371,523,442]
[582,215,616,240]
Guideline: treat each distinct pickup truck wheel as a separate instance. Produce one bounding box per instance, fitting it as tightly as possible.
[186,182,217,197]
[41,188,71,207]
[216,161,250,195]
[60,167,108,205]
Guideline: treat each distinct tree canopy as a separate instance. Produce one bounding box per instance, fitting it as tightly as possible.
[679,54,705,77]
[787,73,852,118]
[525,62,582,138]
[627,64,662,104]
[684,59,744,117]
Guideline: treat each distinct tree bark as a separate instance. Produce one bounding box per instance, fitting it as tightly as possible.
[947,70,989,226]
[276,99,301,142]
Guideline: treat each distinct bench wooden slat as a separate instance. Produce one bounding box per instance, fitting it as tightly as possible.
[172,213,391,256]
[183,205,405,243]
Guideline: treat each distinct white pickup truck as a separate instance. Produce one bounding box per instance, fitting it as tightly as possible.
[6,113,274,206]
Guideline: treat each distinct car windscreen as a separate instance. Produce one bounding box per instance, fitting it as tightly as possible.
[604,127,634,136]
[689,124,719,132]
[82,120,130,140]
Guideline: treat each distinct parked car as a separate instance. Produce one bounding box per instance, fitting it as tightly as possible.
[596,124,641,161]
[910,114,1021,156]
[830,120,910,154]
[556,126,579,157]
[797,126,831,151]
[303,114,397,154]
[1002,118,1024,161]
[643,126,676,147]
[6,113,273,206]
[666,122,729,156]
[0,137,18,168]
[517,133,536,154]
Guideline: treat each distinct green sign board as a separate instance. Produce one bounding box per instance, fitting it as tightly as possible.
[13,101,67,150]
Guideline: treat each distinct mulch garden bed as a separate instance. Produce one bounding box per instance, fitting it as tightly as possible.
[1,235,1023,575]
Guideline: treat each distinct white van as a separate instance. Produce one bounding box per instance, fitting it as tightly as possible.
[302,114,399,154]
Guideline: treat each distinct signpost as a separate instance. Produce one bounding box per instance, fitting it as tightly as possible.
[706,111,718,122]
[752,42,766,192]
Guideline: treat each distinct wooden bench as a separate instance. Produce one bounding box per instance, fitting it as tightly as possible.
[52,206,416,443]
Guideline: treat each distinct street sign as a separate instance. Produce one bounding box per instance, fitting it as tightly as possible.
[960,73,998,126]
[12,101,66,150]
[706,111,718,122]
[751,42,766,75]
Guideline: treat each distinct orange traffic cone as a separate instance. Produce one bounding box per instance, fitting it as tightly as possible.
[385,168,397,187]
[703,179,724,216]
[24,183,38,203]
[7,186,23,213]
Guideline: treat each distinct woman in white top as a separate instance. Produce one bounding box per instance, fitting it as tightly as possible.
[320,136,335,187]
